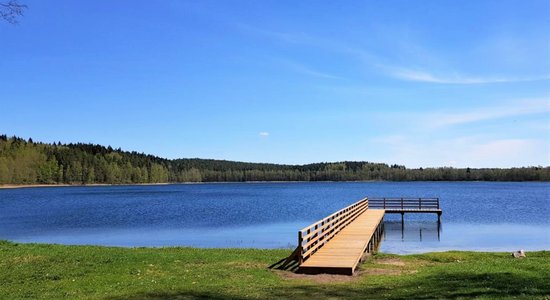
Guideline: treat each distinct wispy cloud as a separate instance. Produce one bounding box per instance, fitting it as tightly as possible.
[386,68,550,84]
[428,99,550,127]
[275,59,343,80]
[237,24,311,45]
[237,25,379,67]
[238,24,340,50]
[259,132,269,137]
[366,98,550,167]
[370,135,549,168]
[239,24,550,85]
[366,98,550,131]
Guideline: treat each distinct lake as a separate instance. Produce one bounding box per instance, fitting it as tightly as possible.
[0,182,548,254]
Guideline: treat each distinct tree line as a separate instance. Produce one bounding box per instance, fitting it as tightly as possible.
[0,135,548,185]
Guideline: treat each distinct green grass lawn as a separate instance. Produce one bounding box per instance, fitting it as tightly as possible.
[1,240,548,299]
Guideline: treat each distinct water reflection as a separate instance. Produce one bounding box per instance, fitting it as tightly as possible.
[383,220,441,242]
[380,220,550,254]
[11,222,305,249]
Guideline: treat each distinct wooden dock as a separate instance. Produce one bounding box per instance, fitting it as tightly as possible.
[282,197,442,275]
[298,208,384,275]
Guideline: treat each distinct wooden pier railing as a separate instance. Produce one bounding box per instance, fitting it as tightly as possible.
[367,197,441,214]
[298,198,369,264]
[277,198,369,269]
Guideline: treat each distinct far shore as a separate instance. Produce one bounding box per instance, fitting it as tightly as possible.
[0,181,381,189]
[0,182,172,189]
[2,180,547,190]
[4,180,548,190]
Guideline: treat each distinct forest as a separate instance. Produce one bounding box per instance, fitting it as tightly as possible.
[0,135,548,185]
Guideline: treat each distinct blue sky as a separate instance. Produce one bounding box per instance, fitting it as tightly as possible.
[1,0,549,167]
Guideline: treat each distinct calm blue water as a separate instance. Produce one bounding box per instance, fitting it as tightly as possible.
[0,182,548,253]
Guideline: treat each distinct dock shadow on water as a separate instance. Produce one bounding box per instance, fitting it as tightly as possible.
[383,220,442,243]
[378,213,446,254]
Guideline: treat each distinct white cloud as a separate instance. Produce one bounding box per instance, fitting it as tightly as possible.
[469,139,537,162]
[367,98,550,132]
[385,68,550,84]
[240,23,550,87]
[366,99,550,167]
[259,132,269,137]
[428,99,550,128]
[369,135,549,168]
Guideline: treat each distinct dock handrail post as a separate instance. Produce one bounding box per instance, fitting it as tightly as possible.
[383,197,386,209]
[437,198,440,209]
[419,197,422,209]
[401,198,403,210]
[298,231,303,265]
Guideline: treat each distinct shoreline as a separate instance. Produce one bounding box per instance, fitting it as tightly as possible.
[2,239,548,253]
[2,180,549,189]
[0,181,386,189]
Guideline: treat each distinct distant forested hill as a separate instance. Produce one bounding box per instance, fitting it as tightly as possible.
[0,135,548,185]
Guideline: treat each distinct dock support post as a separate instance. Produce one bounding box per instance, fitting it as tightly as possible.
[437,211,442,241]
[437,212,442,241]
[400,213,405,240]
